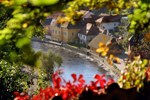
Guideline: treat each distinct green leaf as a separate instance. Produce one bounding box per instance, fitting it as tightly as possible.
[16,37,30,48]
[135,80,140,86]
[142,59,148,66]
[30,0,59,6]
[14,0,27,5]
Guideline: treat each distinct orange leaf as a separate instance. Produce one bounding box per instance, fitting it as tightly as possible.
[104,47,109,52]
[96,48,105,53]
[101,52,107,56]
[98,42,105,47]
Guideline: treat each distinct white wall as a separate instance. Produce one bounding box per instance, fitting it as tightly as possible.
[98,22,120,30]
[78,34,87,43]
[78,33,95,44]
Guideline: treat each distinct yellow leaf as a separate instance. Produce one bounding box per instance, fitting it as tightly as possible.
[107,58,113,65]
[96,48,104,53]
[109,54,114,59]
[101,51,107,56]
[98,42,105,47]
[104,47,109,52]
[22,23,28,28]
[57,18,66,24]
[114,57,121,63]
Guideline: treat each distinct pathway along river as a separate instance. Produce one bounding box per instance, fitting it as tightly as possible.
[32,41,113,84]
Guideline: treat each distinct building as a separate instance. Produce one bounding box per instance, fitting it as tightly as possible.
[88,33,124,55]
[50,18,85,43]
[78,23,100,46]
[41,12,63,40]
[96,15,121,35]
[41,18,53,40]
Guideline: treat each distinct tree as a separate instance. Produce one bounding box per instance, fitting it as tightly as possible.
[40,50,62,80]
[0,60,29,100]
[0,0,65,98]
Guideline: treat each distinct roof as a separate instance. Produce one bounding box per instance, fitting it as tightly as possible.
[91,7,108,15]
[81,10,94,19]
[96,15,122,24]
[43,18,52,26]
[60,21,85,29]
[48,12,64,19]
[78,23,100,36]
[50,19,58,26]
[88,33,113,48]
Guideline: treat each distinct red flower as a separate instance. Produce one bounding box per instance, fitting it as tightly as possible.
[107,78,114,86]
[78,74,85,84]
[13,72,115,100]
[13,91,20,97]
[71,73,77,82]
[94,74,106,88]
[146,66,150,81]
[53,77,61,88]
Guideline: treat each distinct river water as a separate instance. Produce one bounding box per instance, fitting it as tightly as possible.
[32,41,112,84]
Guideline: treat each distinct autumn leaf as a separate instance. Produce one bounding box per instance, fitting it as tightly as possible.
[78,74,85,84]
[98,42,105,47]
[94,74,106,88]
[71,73,77,83]
[96,48,105,53]
[107,79,114,86]
[101,51,107,56]
[104,47,109,52]
[113,57,121,64]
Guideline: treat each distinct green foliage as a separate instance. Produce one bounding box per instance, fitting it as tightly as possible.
[0,60,29,100]
[0,0,150,97]
[39,50,62,80]
[128,1,150,34]
[118,56,147,90]
[28,50,63,94]
[0,0,65,66]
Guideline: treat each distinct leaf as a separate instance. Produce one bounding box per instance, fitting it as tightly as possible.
[14,0,27,5]
[30,0,59,6]
[78,74,85,84]
[101,52,107,56]
[16,37,30,48]
[94,74,106,88]
[71,73,77,82]
[107,79,114,86]
[100,79,106,88]
[62,90,68,100]
[22,23,28,28]
[96,48,104,53]
[104,47,109,52]
[113,57,121,63]
[98,42,105,47]
[135,79,140,86]
[13,91,20,96]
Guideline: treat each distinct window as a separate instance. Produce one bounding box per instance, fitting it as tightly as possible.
[103,26,105,29]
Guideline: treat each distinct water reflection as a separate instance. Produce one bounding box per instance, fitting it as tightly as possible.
[32,42,111,84]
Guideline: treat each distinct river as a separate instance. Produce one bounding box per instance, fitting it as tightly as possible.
[32,41,112,84]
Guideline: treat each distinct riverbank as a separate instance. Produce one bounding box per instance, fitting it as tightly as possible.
[32,39,123,80]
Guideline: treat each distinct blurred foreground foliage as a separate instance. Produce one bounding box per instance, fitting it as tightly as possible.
[118,56,148,90]
[0,0,150,99]
[0,0,64,98]
[0,60,29,100]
